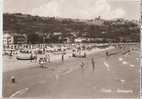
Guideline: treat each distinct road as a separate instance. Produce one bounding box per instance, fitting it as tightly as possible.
[3,44,140,98]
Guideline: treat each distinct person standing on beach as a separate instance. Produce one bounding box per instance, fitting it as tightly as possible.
[80,62,85,74]
[80,62,85,77]
[30,51,33,62]
[91,57,95,72]
[48,53,51,63]
[62,53,64,62]
[45,52,50,63]
[106,51,109,57]
[34,52,38,63]
[80,62,85,69]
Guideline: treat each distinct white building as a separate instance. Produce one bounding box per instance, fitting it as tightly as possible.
[75,37,86,43]
[3,33,13,45]
[3,33,14,51]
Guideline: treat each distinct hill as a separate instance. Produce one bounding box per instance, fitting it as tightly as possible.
[3,13,140,43]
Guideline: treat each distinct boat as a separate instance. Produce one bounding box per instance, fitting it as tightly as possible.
[16,49,35,60]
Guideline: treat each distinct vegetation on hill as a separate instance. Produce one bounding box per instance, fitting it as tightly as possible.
[3,13,140,43]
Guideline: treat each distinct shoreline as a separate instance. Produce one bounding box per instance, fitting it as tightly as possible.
[3,46,115,72]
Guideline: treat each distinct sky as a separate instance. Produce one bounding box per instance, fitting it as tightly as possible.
[4,0,140,20]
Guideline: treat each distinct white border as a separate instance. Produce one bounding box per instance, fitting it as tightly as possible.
[0,0,141,98]
[0,0,2,98]
[0,0,3,97]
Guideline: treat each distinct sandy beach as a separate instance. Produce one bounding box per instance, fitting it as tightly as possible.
[3,46,114,72]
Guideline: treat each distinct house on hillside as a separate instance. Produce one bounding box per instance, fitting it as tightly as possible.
[87,16,105,25]
[94,38,105,43]
[74,37,87,43]
[53,32,62,36]
[62,36,75,43]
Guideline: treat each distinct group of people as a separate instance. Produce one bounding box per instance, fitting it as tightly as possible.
[37,53,51,68]
[37,52,66,68]
[80,50,112,72]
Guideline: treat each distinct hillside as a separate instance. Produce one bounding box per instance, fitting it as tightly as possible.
[3,13,140,43]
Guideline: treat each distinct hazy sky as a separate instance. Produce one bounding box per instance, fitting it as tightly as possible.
[4,0,140,20]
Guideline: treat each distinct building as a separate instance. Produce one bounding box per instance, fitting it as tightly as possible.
[74,37,88,43]
[62,37,73,43]
[87,16,105,26]
[13,34,27,44]
[53,32,62,36]
[3,32,28,53]
[3,33,14,45]
[3,33,14,51]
